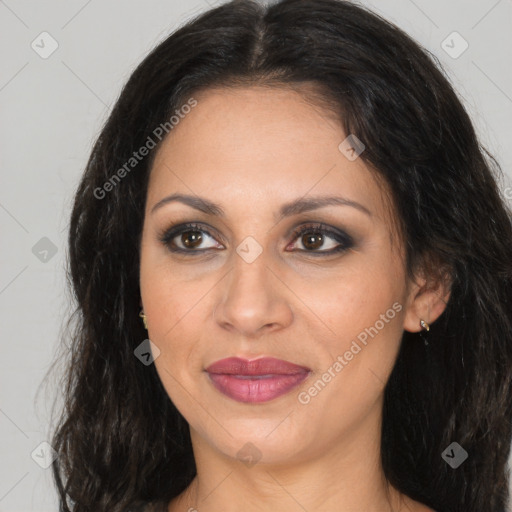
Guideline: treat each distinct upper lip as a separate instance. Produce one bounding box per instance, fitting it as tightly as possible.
[205,357,310,376]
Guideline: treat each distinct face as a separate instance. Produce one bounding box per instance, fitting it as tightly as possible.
[139,85,439,466]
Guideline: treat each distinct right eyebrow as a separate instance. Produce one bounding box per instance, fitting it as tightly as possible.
[150,193,372,221]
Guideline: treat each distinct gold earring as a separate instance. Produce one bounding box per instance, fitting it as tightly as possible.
[139,310,148,330]
[419,319,430,331]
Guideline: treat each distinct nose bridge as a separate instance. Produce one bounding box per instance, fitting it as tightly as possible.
[227,229,273,295]
[226,244,274,311]
[214,242,292,335]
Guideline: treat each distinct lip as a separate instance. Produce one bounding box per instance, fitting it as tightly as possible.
[205,357,311,403]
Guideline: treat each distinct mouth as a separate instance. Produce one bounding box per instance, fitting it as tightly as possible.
[205,357,311,403]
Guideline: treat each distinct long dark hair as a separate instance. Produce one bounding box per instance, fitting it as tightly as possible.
[48,0,512,510]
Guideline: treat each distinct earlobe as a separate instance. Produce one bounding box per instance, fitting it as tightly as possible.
[402,274,451,333]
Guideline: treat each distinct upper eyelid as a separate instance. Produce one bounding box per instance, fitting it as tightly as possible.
[170,222,224,243]
[158,222,223,249]
[160,221,351,248]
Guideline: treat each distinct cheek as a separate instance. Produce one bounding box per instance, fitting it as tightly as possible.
[140,239,203,332]
[299,258,403,345]
[294,285,404,442]
[143,276,209,411]
[293,251,406,405]
[140,258,217,386]
[144,279,206,356]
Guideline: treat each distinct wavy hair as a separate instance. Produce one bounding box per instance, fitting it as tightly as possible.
[48,0,512,511]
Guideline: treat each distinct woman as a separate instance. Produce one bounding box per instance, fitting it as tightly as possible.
[49,0,512,511]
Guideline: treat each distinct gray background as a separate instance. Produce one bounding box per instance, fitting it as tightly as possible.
[1,0,511,510]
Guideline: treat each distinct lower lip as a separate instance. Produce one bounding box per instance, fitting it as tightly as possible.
[207,372,310,403]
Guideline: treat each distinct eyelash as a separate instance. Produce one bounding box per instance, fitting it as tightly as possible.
[158,222,354,256]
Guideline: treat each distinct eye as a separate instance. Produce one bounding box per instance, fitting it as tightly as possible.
[158,223,224,253]
[158,221,354,256]
[287,222,353,255]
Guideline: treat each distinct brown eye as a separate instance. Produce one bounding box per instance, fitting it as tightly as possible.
[288,223,354,255]
[159,222,224,253]
[159,222,353,256]
[181,230,203,248]
[301,232,324,250]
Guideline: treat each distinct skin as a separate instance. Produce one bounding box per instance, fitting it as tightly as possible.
[139,85,450,512]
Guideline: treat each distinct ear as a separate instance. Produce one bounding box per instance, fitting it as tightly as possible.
[402,262,452,333]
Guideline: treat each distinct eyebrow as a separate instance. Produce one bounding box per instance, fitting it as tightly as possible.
[150,193,372,220]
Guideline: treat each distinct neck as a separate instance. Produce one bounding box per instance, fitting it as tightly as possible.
[169,404,410,512]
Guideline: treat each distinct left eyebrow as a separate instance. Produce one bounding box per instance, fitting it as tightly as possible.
[276,195,372,222]
[150,193,372,220]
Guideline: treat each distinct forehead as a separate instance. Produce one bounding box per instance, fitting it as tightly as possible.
[147,85,395,232]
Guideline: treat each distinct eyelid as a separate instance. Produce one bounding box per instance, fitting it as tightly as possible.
[157,222,225,249]
[158,220,354,255]
[287,222,353,253]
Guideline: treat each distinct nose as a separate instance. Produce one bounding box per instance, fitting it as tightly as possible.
[213,251,294,338]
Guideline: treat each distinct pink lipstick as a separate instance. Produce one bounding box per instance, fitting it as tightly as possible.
[205,357,310,403]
